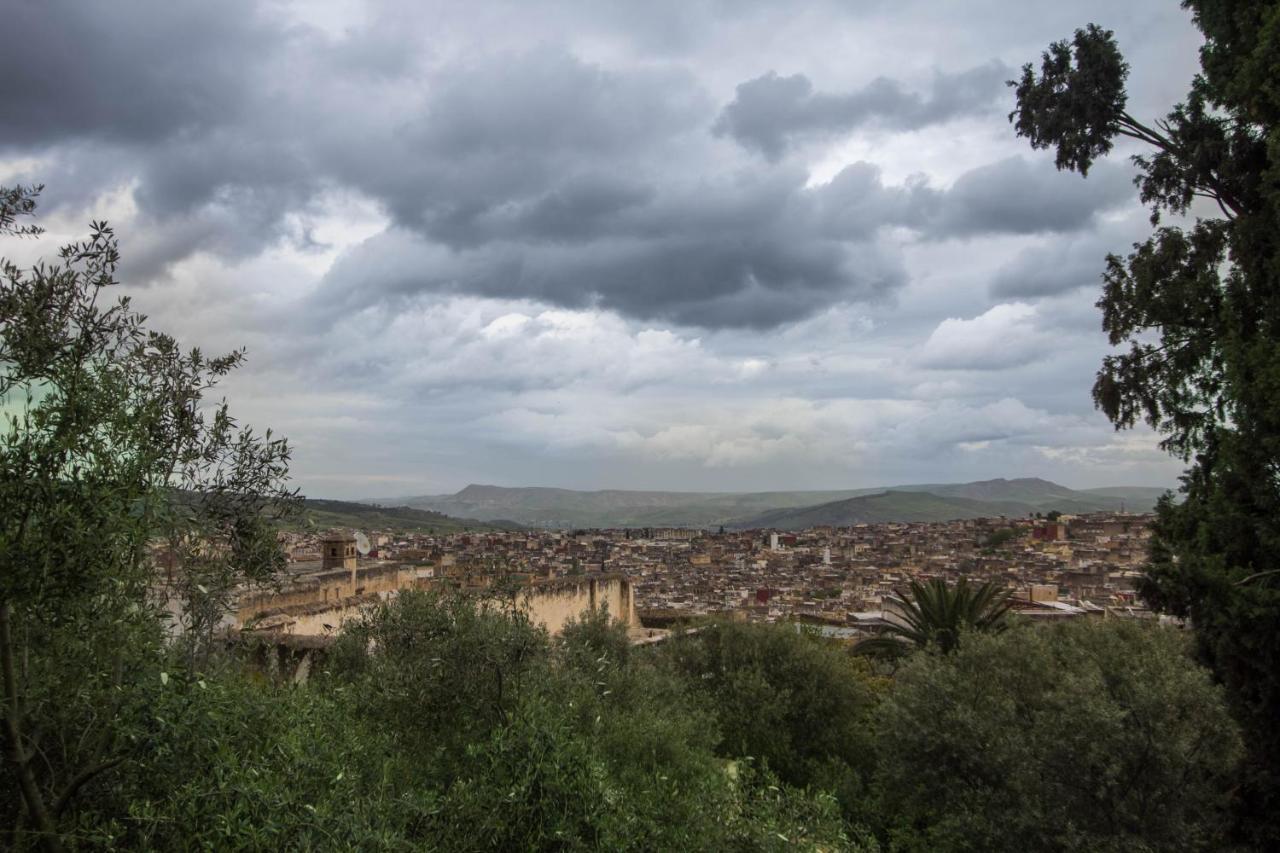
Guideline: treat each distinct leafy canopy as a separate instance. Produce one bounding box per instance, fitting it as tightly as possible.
[0,186,295,850]
[874,619,1241,852]
[1010,3,1280,843]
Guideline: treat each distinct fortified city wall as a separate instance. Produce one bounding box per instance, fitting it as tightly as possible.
[236,569,637,639]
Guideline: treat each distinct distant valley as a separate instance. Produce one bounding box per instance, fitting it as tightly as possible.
[367,478,1171,530]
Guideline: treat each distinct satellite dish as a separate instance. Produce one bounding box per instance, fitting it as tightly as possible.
[354,532,371,556]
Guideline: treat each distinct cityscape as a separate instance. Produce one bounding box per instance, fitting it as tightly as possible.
[4,0,1277,849]
[233,506,1156,647]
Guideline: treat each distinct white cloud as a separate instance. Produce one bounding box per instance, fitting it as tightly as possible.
[917,303,1047,370]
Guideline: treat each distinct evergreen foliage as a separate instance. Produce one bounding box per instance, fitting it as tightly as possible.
[0,185,295,850]
[661,620,884,822]
[1010,4,1280,841]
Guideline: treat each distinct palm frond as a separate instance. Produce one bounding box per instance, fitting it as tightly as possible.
[869,577,1012,656]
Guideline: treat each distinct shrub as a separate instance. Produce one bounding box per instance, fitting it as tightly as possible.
[661,620,883,820]
[873,619,1242,852]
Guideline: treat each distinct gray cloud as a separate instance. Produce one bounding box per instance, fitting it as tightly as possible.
[314,220,903,332]
[990,214,1151,299]
[2,3,1135,328]
[928,157,1134,237]
[916,303,1048,371]
[993,242,1108,300]
[0,1,275,148]
[370,51,708,241]
[10,43,714,284]
[0,0,1200,495]
[811,155,1133,242]
[305,153,1133,330]
[713,61,1011,160]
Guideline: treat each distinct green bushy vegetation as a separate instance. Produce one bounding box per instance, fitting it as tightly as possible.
[2,587,1241,851]
[659,619,884,824]
[12,593,866,851]
[0,189,1246,846]
[874,620,1241,852]
[981,527,1021,550]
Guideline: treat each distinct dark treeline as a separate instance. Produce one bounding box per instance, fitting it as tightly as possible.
[1009,2,1280,844]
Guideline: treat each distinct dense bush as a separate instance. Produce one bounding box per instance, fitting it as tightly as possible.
[660,620,885,821]
[76,673,427,850]
[872,619,1242,852]
[319,593,859,851]
[325,589,550,775]
[1,588,1246,851]
[20,593,860,851]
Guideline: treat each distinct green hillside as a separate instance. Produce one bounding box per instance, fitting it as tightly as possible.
[376,477,1165,529]
[876,478,1160,511]
[1079,486,1172,507]
[384,484,879,528]
[728,490,1037,530]
[294,498,522,534]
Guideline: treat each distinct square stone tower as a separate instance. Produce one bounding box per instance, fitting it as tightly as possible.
[321,531,358,571]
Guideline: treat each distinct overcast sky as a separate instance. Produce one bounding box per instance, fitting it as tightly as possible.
[1,0,1204,498]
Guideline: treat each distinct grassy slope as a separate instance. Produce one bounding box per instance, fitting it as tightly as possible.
[728,491,1038,530]
[372,478,1167,529]
[1079,486,1171,507]
[293,498,523,534]
[881,478,1131,508]
[388,486,888,527]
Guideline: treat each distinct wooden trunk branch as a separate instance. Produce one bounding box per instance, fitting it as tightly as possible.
[1,603,64,853]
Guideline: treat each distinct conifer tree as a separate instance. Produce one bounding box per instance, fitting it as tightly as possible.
[1010,4,1280,842]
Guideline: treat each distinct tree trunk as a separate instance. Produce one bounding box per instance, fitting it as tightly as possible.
[0,602,63,852]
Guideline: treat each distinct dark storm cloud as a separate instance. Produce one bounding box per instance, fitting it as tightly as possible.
[992,242,1108,299]
[923,157,1134,238]
[713,61,1011,160]
[313,170,907,330]
[355,50,707,242]
[813,156,1131,241]
[308,152,1132,329]
[3,2,1139,328]
[0,0,1201,495]
[0,1,275,147]
[989,215,1150,299]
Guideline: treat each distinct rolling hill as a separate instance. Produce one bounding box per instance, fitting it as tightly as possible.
[295,498,522,534]
[372,478,1170,530]
[1078,486,1172,508]
[725,491,1035,530]
[377,484,883,528]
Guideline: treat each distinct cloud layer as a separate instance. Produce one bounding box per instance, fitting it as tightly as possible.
[0,0,1201,496]
[713,62,1012,161]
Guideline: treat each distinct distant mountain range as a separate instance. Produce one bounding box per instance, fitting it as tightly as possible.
[296,497,523,534]
[367,478,1171,530]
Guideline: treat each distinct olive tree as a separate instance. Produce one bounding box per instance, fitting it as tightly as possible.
[0,187,296,850]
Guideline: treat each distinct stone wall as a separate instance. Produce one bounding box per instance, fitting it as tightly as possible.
[236,570,636,639]
[519,574,637,634]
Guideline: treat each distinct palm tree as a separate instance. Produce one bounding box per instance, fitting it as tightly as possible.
[856,577,1012,658]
